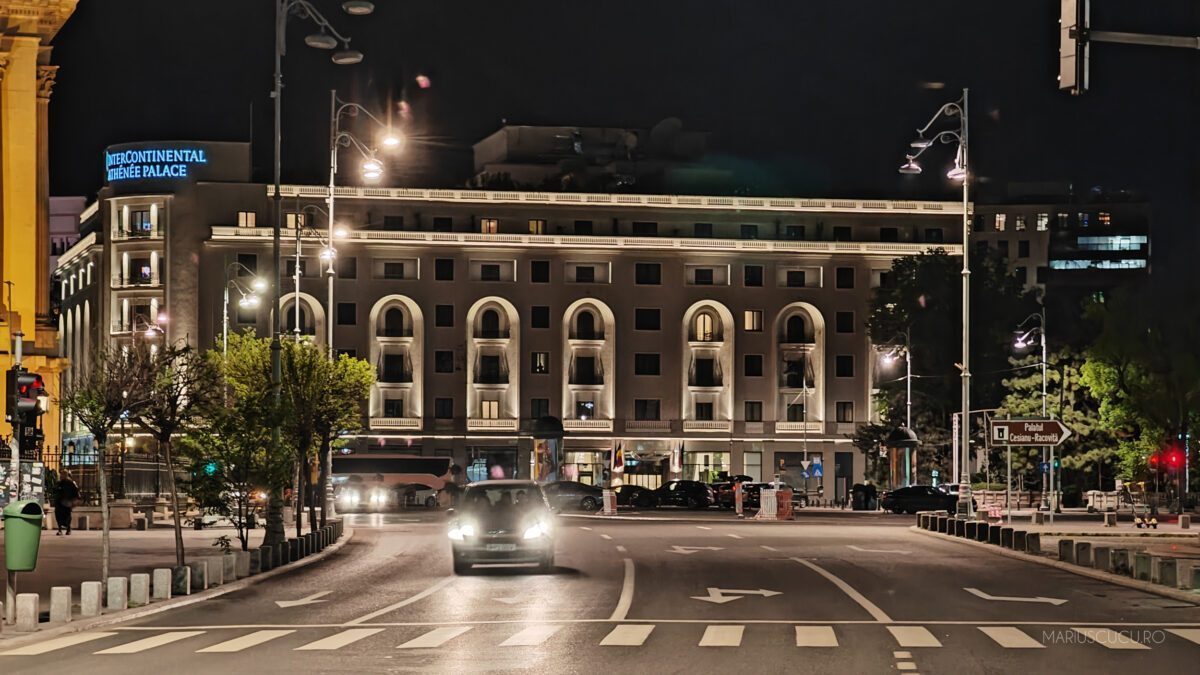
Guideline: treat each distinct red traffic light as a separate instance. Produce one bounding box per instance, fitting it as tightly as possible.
[1148,454,1159,467]
[1167,450,1184,468]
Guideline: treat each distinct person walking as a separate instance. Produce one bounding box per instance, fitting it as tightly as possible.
[55,471,80,535]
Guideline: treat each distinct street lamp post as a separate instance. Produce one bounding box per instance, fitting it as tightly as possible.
[881,329,913,485]
[222,262,266,358]
[899,88,971,517]
[1015,309,1050,513]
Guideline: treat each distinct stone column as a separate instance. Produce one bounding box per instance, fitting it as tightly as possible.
[35,65,57,335]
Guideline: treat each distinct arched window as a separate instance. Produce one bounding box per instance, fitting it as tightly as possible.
[693,312,717,342]
[576,310,597,340]
[383,307,405,337]
[480,309,501,338]
[286,303,310,334]
[785,315,808,343]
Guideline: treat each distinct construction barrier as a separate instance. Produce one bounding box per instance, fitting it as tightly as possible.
[776,489,795,520]
[755,489,778,520]
[601,489,617,515]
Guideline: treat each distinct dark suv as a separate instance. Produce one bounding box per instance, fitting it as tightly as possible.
[646,480,716,509]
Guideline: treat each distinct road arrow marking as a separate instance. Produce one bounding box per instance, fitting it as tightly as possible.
[668,545,725,555]
[964,587,1067,605]
[847,545,912,555]
[691,587,782,604]
[275,591,332,608]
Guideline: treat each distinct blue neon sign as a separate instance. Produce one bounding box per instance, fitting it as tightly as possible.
[105,147,208,182]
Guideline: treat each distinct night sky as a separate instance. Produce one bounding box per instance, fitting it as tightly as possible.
[49,1,1198,266]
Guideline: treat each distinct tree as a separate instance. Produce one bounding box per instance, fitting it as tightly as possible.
[129,342,220,566]
[58,347,147,583]
[279,339,328,536]
[313,353,375,528]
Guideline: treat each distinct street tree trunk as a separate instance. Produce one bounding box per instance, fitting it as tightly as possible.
[161,435,186,566]
[293,460,303,538]
[96,435,111,584]
[306,458,318,534]
[264,488,286,549]
[318,435,330,529]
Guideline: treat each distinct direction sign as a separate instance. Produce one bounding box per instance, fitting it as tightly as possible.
[991,419,1073,447]
[1040,461,1050,473]
[811,462,823,478]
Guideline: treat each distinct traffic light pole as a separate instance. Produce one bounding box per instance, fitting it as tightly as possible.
[7,331,22,503]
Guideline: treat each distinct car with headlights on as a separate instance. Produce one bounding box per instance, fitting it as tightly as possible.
[448,480,555,574]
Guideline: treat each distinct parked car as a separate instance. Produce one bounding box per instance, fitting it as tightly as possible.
[541,480,603,511]
[879,485,957,514]
[614,484,655,508]
[448,480,555,574]
[712,475,754,508]
[644,480,716,509]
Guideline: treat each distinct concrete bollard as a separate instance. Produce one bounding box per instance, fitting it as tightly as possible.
[1000,527,1014,548]
[1025,532,1042,554]
[222,554,237,582]
[107,577,129,612]
[1093,546,1113,572]
[153,568,172,601]
[976,522,990,542]
[249,548,262,575]
[173,566,192,596]
[81,581,103,617]
[16,593,39,632]
[76,515,91,531]
[1134,552,1152,581]
[954,519,966,537]
[1032,511,1046,525]
[1180,514,1191,529]
[1013,530,1027,551]
[1104,512,1117,527]
[257,547,273,571]
[278,542,290,566]
[188,560,208,590]
[130,573,151,607]
[965,521,978,539]
[988,525,1002,546]
[50,586,72,623]
[206,557,224,586]
[288,538,301,561]
[1154,557,1178,587]
[235,550,250,578]
[1178,561,1200,590]
[917,513,926,529]
[1112,549,1132,576]
[1058,539,1076,563]
[1074,541,1093,567]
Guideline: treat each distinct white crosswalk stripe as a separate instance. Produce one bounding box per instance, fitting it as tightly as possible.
[699,625,744,647]
[499,624,563,647]
[600,624,655,646]
[397,626,473,649]
[887,626,942,648]
[95,631,205,654]
[1071,627,1150,650]
[795,626,838,647]
[978,626,1043,649]
[295,628,384,651]
[0,632,118,656]
[1168,628,1200,646]
[196,630,296,653]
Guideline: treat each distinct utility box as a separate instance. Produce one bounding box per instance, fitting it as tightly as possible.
[3,500,45,571]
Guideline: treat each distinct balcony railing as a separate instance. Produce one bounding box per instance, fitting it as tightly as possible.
[625,420,671,432]
[563,419,614,432]
[779,374,815,389]
[377,370,413,384]
[111,275,159,288]
[112,229,162,241]
[376,327,414,338]
[473,373,509,385]
[683,420,732,432]
[775,421,824,433]
[688,375,722,388]
[369,417,421,431]
[569,330,604,341]
[467,418,519,431]
[568,373,603,386]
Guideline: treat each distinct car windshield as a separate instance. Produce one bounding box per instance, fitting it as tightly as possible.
[460,485,549,516]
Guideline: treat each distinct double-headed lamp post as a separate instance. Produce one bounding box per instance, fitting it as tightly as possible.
[292,205,350,350]
[899,87,971,516]
[1014,309,1050,511]
[881,328,913,485]
[223,262,267,358]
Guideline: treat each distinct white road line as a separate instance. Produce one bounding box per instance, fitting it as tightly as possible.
[580,526,593,531]
[1071,627,1150,650]
[699,625,744,647]
[397,626,472,649]
[0,632,119,656]
[761,545,779,552]
[616,545,628,553]
[295,628,384,651]
[95,631,205,654]
[887,626,942,648]
[893,651,912,658]
[345,577,456,625]
[726,533,743,539]
[696,526,712,530]
[795,626,838,647]
[196,630,296,653]
[1168,628,1200,645]
[600,534,613,540]
[897,662,917,671]
[499,624,563,646]
[600,624,655,646]
[791,558,893,623]
[978,626,1044,649]
[609,558,635,621]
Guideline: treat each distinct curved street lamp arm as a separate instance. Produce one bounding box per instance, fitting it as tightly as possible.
[284,0,354,46]
[914,98,965,138]
[335,130,377,160]
[335,100,391,131]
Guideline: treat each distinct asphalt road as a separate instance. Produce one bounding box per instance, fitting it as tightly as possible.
[3,509,1199,674]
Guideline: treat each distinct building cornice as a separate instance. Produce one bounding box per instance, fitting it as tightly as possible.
[54,231,96,270]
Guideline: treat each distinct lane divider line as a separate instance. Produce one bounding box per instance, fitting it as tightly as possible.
[608,558,635,622]
[790,558,893,623]
[600,534,613,540]
[345,577,456,625]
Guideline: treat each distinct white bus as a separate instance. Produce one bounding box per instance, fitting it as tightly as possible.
[331,453,454,511]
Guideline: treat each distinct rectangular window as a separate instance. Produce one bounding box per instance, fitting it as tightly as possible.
[743,310,763,332]
[786,270,806,288]
[835,355,854,378]
[575,265,595,283]
[693,268,714,285]
[337,302,356,326]
[383,398,404,418]
[1098,212,1112,226]
[531,306,550,328]
[1018,240,1030,258]
[481,400,499,419]
[434,398,453,419]
[480,263,501,281]
[835,267,855,289]
[480,218,498,234]
[531,398,550,419]
[694,402,714,421]
[434,350,454,373]
[530,260,550,283]
[237,253,257,275]
[1036,266,1048,284]
[435,258,454,281]
[634,399,661,421]
[786,402,806,422]
[435,304,454,327]
[836,401,855,423]
[880,227,899,242]
[1079,212,1090,228]
[337,256,357,279]
[531,352,550,374]
[575,400,596,419]
[998,240,1010,258]
[574,220,593,235]
[975,240,990,256]
[832,226,852,241]
[1036,213,1049,231]
[632,221,657,236]
[785,225,804,240]
[694,222,713,238]
[286,258,307,278]
[634,353,661,375]
[740,224,758,239]
[284,213,305,230]
[835,311,855,334]
[880,271,894,289]
[744,354,763,377]
[432,216,453,232]
[1014,215,1027,232]
[1014,266,1028,283]
[744,401,763,422]
[383,215,404,231]
[743,265,763,287]
[924,228,944,243]
[237,211,256,227]
[528,219,546,235]
[994,214,1007,231]
[635,263,661,285]
[383,262,405,280]
[635,308,660,330]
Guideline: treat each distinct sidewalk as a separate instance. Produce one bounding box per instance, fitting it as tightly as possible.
[0,526,271,612]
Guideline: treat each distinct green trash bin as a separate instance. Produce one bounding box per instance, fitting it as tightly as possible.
[3,500,45,571]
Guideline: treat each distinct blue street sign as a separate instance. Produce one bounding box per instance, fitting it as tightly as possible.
[800,470,810,479]
[811,463,823,478]
[1040,461,1050,473]
[931,469,940,478]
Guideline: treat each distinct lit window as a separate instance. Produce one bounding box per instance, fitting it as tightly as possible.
[693,313,717,341]
[286,213,305,229]
[1036,213,1049,231]
[994,214,1006,232]
[1014,215,1026,231]
[481,400,499,419]
[238,211,257,228]
[531,352,550,374]
[528,219,546,235]
[743,310,763,332]
[1079,212,1090,227]
[1098,212,1112,226]
[480,218,498,234]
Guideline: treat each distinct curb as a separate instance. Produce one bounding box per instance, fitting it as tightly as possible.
[559,511,883,524]
[910,525,1200,605]
[0,527,355,650]
[1028,531,1196,539]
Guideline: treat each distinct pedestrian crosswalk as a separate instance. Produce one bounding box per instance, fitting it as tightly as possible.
[4,623,1200,657]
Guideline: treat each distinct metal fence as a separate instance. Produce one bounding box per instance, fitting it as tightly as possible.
[34,447,172,505]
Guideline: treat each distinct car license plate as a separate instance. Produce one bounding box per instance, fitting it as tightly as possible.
[485,543,516,552]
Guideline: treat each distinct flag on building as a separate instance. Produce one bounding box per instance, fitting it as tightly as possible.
[612,443,625,475]
[670,441,683,478]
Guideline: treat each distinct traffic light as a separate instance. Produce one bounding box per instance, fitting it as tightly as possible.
[1053,457,1061,470]
[1059,0,1090,94]
[1148,453,1160,469]
[15,370,46,429]
[5,367,17,423]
